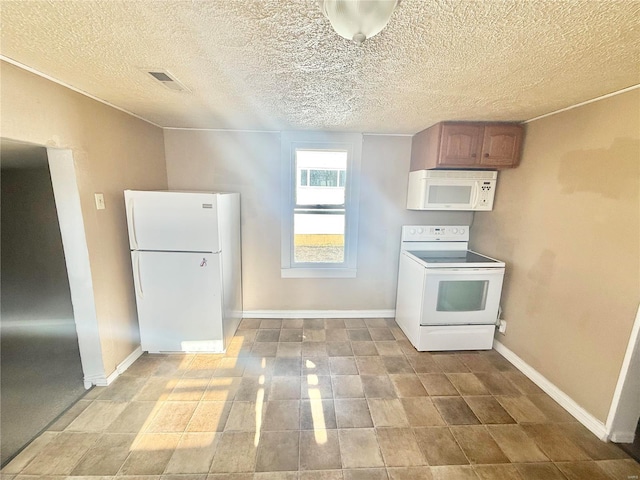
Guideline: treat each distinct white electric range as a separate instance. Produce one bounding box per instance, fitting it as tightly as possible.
[395,225,505,351]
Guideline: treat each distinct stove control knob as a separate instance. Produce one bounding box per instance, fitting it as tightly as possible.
[409,228,416,235]
[452,228,458,234]
[417,227,424,234]
[459,228,465,234]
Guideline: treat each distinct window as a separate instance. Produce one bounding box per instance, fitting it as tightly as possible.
[281,132,362,278]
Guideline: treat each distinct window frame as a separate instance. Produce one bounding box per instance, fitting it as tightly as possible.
[280,131,362,278]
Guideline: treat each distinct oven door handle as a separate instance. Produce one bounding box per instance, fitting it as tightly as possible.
[425,268,504,275]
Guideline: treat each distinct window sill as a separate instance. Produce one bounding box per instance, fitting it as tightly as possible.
[281,268,357,279]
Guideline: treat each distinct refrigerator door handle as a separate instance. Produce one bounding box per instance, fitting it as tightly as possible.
[127,197,139,250]
[133,252,144,299]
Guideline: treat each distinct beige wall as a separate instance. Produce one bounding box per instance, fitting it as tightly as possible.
[1,61,168,376]
[164,130,472,311]
[470,89,640,422]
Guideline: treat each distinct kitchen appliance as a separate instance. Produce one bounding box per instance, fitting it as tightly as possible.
[395,225,504,351]
[406,170,497,211]
[124,190,242,353]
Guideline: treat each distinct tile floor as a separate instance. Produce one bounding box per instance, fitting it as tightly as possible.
[4,318,640,480]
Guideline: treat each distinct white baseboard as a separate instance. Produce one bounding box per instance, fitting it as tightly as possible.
[242,309,395,319]
[493,339,608,441]
[84,346,143,387]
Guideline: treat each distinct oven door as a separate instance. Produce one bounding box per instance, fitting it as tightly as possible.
[421,268,504,326]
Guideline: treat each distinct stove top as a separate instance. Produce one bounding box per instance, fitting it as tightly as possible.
[405,249,505,268]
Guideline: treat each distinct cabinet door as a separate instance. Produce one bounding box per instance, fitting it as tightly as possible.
[480,125,523,167]
[438,124,484,166]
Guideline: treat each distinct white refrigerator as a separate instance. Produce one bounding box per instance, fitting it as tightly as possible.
[124,190,242,353]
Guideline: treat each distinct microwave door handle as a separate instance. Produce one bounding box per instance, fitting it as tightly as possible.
[471,182,480,208]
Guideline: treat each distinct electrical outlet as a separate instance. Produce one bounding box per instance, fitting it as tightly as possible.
[94,193,106,210]
[498,319,507,334]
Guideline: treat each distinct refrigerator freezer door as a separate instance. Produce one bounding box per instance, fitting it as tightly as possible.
[125,190,220,252]
[132,250,224,353]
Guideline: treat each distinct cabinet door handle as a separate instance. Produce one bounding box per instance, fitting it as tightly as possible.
[484,153,490,158]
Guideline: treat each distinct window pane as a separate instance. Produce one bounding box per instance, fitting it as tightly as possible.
[294,212,344,263]
[437,280,488,311]
[296,150,347,206]
[338,170,346,187]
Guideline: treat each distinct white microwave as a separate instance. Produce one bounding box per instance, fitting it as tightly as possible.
[406,170,498,211]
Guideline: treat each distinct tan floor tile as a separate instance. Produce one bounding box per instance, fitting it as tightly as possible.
[238,318,262,329]
[48,400,92,431]
[406,355,441,373]
[273,357,302,376]
[187,402,232,432]
[555,461,613,480]
[242,356,275,377]
[21,432,100,475]
[300,429,342,471]
[495,396,548,423]
[225,401,265,432]
[418,374,458,396]
[304,319,325,330]
[299,470,343,480]
[391,328,410,342]
[302,340,328,355]
[400,397,446,426]
[514,462,566,480]
[207,473,253,479]
[413,427,468,466]
[520,424,590,461]
[361,375,397,399]
[430,465,479,480]
[474,373,519,396]
[457,354,497,373]
[260,320,282,329]
[329,357,358,375]
[303,329,327,343]
[213,358,246,377]
[66,401,128,432]
[343,468,387,480]
[369,328,395,341]
[165,432,220,474]
[168,378,210,401]
[280,329,303,342]
[281,319,303,329]
[303,357,331,375]
[134,377,178,401]
[255,431,300,472]
[344,318,366,329]
[251,342,279,357]
[389,374,428,397]
[396,339,418,355]
[486,425,548,463]
[325,319,347,329]
[335,399,373,428]
[256,330,281,343]
[472,464,523,480]
[276,343,302,357]
[1,431,58,474]
[203,377,241,402]
[300,399,337,430]
[432,397,480,425]
[254,471,298,479]
[352,342,379,356]
[97,376,148,401]
[327,342,353,357]
[123,354,165,377]
[146,401,197,433]
[347,329,372,341]
[596,459,640,478]
[263,400,300,430]
[500,371,544,395]
[356,357,386,375]
[107,401,160,433]
[557,423,629,460]
[326,329,349,342]
[269,376,302,400]
[338,428,384,469]
[119,433,181,475]
[332,375,364,398]
[382,356,413,374]
[368,399,409,427]
[526,394,578,423]
[450,426,509,464]
[464,396,516,425]
[210,432,257,473]
[302,374,333,399]
[431,355,469,373]
[154,353,195,377]
[387,466,434,480]
[235,376,270,402]
[447,374,489,395]
[376,427,425,466]
[185,355,223,378]
[365,318,389,328]
[374,342,403,356]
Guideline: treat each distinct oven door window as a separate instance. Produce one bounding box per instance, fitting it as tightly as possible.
[428,185,473,205]
[437,280,488,312]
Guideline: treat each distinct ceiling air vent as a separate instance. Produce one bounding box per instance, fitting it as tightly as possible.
[145,69,189,92]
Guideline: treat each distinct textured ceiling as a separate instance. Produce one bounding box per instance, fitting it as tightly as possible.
[1,0,639,134]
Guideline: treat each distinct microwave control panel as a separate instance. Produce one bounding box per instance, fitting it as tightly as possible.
[478,181,494,206]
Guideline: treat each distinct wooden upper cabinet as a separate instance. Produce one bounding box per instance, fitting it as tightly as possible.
[410,121,524,170]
